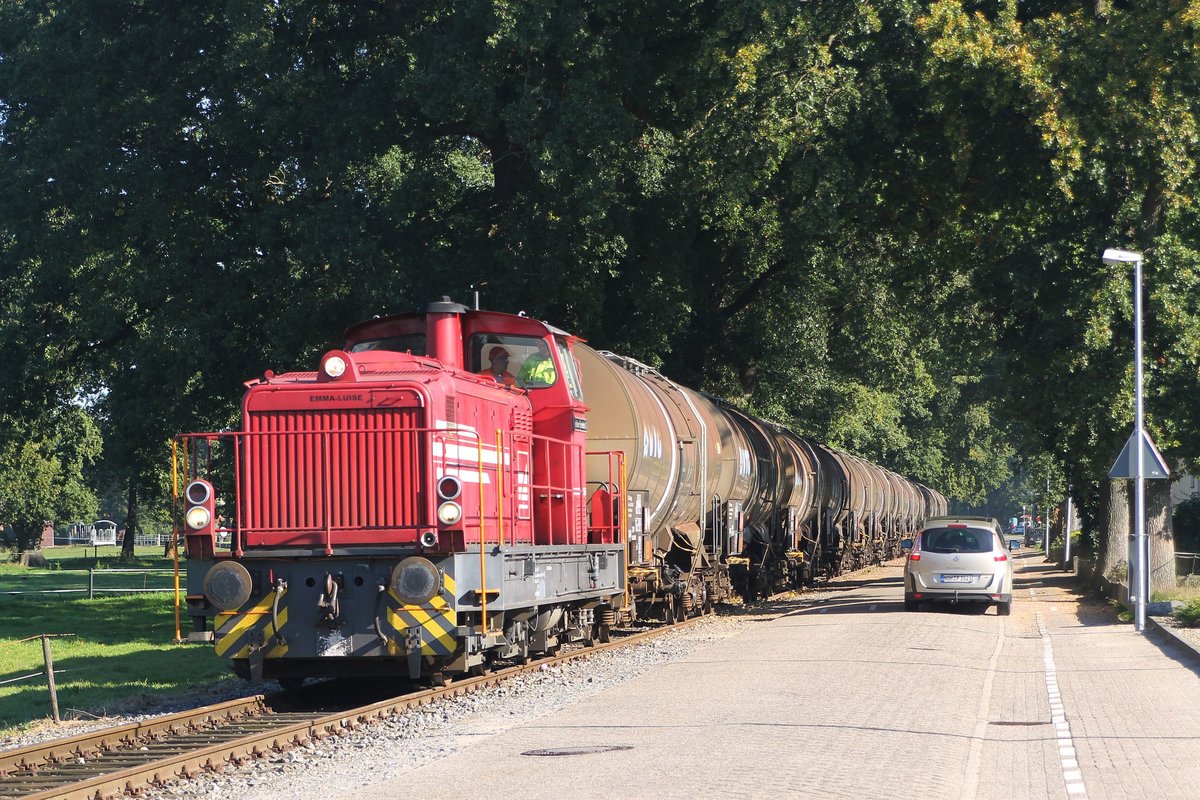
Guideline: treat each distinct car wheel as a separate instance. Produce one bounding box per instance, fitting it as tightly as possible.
[996,601,1011,616]
[904,596,919,612]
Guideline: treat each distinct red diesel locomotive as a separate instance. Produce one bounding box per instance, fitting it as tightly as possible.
[179,299,945,684]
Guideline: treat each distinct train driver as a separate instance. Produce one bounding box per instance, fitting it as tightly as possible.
[518,341,557,387]
[479,346,518,387]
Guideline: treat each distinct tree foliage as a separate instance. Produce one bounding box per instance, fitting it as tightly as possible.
[0,0,1198,540]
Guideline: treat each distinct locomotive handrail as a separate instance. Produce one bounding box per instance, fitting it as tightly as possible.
[174,425,494,547]
[585,450,625,546]
[175,424,623,567]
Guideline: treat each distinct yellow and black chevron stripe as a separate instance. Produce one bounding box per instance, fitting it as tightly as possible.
[386,573,458,657]
[215,591,288,660]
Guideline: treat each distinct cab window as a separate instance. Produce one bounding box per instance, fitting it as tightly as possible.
[348,334,426,355]
[555,338,584,401]
[471,334,559,390]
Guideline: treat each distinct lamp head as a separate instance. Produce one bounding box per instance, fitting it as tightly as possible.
[1102,248,1142,266]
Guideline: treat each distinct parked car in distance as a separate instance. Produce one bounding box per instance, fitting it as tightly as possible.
[901,516,1013,616]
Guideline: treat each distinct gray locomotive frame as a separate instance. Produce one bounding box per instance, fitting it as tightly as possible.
[187,541,624,682]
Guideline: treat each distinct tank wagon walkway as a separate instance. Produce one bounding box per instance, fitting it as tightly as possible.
[341,554,1200,800]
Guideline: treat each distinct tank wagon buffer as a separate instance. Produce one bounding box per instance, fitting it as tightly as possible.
[179,299,947,682]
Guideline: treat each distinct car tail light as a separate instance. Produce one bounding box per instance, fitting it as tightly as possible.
[913,593,923,599]
[994,553,1008,562]
[947,523,967,528]
[909,553,921,561]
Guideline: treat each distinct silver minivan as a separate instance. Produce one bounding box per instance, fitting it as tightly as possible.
[901,516,1013,615]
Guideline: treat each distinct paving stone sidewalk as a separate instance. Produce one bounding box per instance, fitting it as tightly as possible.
[336,554,1200,800]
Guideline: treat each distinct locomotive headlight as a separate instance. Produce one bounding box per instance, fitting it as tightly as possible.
[185,480,212,505]
[185,506,211,530]
[436,475,462,501]
[203,560,253,611]
[322,354,347,378]
[390,556,441,605]
[437,501,463,526]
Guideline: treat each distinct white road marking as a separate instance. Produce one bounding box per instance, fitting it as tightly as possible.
[1038,612,1089,799]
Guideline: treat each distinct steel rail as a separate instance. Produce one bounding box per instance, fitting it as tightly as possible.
[0,696,268,778]
[0,616,706,800]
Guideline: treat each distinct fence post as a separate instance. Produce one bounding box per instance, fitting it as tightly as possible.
[88,568,94,600]
[41,634,60,724]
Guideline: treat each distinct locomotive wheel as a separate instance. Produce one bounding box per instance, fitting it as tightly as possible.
[597,623,611,643]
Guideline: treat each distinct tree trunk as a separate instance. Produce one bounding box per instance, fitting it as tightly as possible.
[120,482,140,560]
[1147,478,1176,594]
[1096,477,1130,586]
[11,521,42,553]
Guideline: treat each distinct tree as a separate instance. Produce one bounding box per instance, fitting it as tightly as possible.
[0,410,101,551]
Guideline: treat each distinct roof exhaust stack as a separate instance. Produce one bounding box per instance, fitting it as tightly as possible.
[424,297,468,370]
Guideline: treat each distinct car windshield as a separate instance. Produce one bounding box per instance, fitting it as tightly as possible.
[921,527,992,554]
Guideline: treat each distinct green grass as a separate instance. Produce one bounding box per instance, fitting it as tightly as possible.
[1175,597,1200,627]
[0,571,237,738]
[8,544,175,569]
[0,546,180,595]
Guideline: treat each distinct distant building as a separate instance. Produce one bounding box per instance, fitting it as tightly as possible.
[1173,473,1199,507]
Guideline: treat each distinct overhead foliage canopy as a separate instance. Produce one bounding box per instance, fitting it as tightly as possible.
[0,0,1198,528]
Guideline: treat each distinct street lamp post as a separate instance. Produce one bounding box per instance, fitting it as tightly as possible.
[1102,248,1148,631]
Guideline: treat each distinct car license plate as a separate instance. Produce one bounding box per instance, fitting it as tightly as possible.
[940,574,973,583]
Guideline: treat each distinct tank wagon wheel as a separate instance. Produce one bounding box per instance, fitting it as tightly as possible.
[597,623,611,643]
[663,596,678,625]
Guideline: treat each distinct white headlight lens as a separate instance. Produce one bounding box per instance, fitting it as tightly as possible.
[186,506,211,530]
[437,501,463,526]
[323,355,347,378]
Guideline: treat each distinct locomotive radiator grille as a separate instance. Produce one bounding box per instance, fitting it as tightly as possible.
[242,408,426,543]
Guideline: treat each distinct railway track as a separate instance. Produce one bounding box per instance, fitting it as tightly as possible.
[0,616,707,800]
